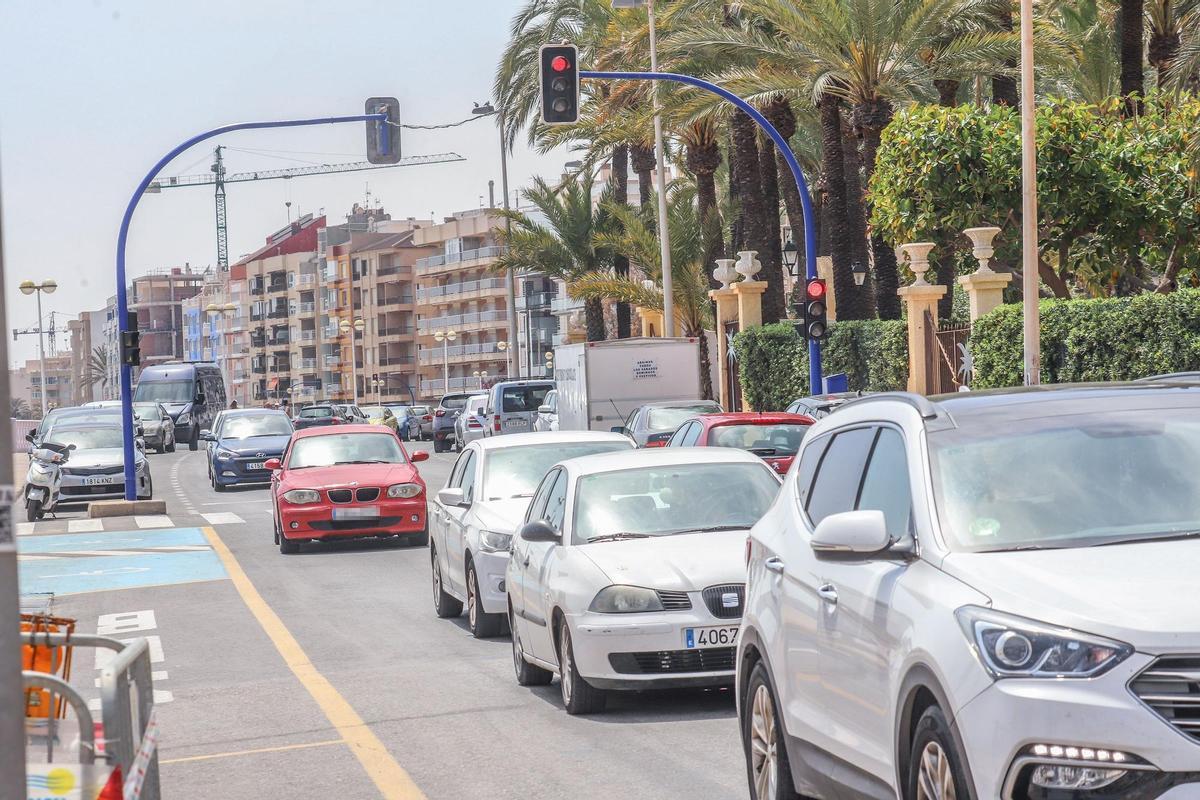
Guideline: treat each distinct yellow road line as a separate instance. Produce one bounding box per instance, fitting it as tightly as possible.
[201,526,426,800]
[162,738,344,765]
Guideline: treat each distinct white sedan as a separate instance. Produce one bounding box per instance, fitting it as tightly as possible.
[507,447,782,714]
[429,431,634,638]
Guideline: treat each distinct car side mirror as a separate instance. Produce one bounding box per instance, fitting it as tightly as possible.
[411,450,429,463]
[25,432,35,443]
[264,457,281,471]
[199,430,214,441]
[538,404,553,414]
[437,487,467,507]
[610,426,626,435]
[67,444,77,452]
[520,520,559,543]
[810,510,891,559]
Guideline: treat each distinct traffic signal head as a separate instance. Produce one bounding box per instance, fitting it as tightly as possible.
[365,97,402,164]
[803,278,828,340]
[539,44,580,125]
[121,310,141,367]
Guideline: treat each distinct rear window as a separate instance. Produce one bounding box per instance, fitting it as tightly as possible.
[502,385,553,413]
[647,403,722,432]
[411,406,432,416]
[709,423,810,456]
[300,407,333,419]
[440,394,471,410]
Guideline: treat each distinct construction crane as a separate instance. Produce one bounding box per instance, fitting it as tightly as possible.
[146,148,466,270]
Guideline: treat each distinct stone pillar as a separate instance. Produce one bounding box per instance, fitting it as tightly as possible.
[709,287,738,410]
[897,242,947,395]
[959,272,1012,321]
[732,281,767,330]
[815,255,836,322]
[638,308,664,337]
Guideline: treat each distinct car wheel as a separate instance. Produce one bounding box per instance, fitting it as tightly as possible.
[557,619,605,714]
[511,606,553,686]
[166,433,176,453]
[467,561,503,639]
[279,532,299,554]
[906,706,972,800]
[431,548,463,618]
[214,479,226,492]
[743,662,800,800]
[433,439,447,454]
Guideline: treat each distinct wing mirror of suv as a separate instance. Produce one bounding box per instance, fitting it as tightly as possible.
[25,431,35,444]
[264,458,282,471]
[437,487,467,507]
[810,510,891,559]
[199,430,215,441]
[519,520,559,543]
[538,404,553,414]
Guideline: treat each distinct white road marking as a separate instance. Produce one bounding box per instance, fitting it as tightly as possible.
[201,512,244,525]
[68,519,104,533]
[17,555,57,561]
[43,566,150,579]
[95,634,164,669]
[97,609,157,636]
[15,523,35,536]
[135,515,174,528]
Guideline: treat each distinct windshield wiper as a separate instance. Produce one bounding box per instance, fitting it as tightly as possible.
[339,459,394,465]
[1092,530,1200,548]
[661,524,749,535]
[587,532,651,543]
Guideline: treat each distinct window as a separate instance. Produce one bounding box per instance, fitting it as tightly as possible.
[806,427,876,527]
[794,433,831,509]
[526,468,558,523]
[448,449,472,490]
[458,450,478,503]
[856,428,913,539]
[667,422,692,447]
[544,471,569,531]
[681,422,704,446]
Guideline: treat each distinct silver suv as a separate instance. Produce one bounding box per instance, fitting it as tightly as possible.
[739,386,1200,800]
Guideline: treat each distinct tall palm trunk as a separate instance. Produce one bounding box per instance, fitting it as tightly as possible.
[687,133,725,289]
[1121,0,1146,113]
[993,1,1018,106]
[765,99,805,305]
[1149,28,1181,86]
[731,109,783,323]
[631,144,656,210]
[585,298,606,342]
[697,331,714,401]
[758,127,785,318]
[612,144,632,339]
[934,79,961,106]
[841,113,873,317]
[818,95,862,320]
[854,97,901,320]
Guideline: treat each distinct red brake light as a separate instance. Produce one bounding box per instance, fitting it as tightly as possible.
[645,439,667,448]
[806,280,826,300]
[330,417,342,425]
[551,55,571,72]
[494,414,501,432]
[435,409,446,417]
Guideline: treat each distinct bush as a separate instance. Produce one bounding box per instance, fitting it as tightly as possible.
[972,289,1200,386]
[733,320,909,410]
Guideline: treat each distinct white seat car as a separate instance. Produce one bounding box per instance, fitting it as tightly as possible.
[508,447,781,715]
[740,386,1200,800]
[429,432,633,638]
[453,393,489,452]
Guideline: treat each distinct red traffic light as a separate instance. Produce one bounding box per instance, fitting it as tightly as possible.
[806,279,826,300]
[551,55,571,72]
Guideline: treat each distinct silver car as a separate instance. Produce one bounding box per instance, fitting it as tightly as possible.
[133,402,176,453]
[533,389,558,432]
[408,405,434,440]
[49,423,153,504]
[454,394,489,451]
[616,400,723,447]
[482,380,555,436]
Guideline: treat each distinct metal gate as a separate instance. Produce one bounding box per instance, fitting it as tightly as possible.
[924,313,972,394]
[725,321,743,411]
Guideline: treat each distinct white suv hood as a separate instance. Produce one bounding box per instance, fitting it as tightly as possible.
[942,539,1200,653]
[579,530,747,591]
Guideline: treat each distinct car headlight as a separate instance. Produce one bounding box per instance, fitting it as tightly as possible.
[479,529,512,553]
[589,585,665,614]
[386,483,423,499]
[956,606,1132,679]
[135,459,148,474]
[216,449,235,461]
[283,489,321,504]
[177,412,191,425]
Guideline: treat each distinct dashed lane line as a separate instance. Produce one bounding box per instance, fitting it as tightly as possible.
[68,519,105,533]
[135,515,175,529]
[201,512,244,525]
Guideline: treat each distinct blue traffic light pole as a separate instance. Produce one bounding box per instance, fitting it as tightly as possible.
[115,113,387,500]
[579,70,822,394]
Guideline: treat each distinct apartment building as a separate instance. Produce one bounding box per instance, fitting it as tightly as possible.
[125,267,204,368]
[19,355,73,413]
[181,270,251,406]
[67,308,108,405]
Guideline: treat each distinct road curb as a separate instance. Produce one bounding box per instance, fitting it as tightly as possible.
[89,499,168,518]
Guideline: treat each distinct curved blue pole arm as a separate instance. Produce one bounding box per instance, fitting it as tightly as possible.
[115,113,385,500]
[579,70,822,394]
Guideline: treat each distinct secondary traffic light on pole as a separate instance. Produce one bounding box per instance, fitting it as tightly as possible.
[365,97,402,164]
[802,278,828,340]
[120,310,141,367]
[539,45,580,124]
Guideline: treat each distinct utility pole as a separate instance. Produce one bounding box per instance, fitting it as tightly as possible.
[647,0,675,337]
[1019,0,1040,385]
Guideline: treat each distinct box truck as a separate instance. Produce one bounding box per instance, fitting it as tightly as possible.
[553,337,706,432]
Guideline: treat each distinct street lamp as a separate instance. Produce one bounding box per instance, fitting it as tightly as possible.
[472,370,489,390]
[544,350,554,378]
[851,261,868,287]
[782,240,799,277]
[371,375,383,402]
[472,100,521,377]
[19,279,57,417]
[434,329,457,393]
[612,0,674,336]
[339,317,365,404]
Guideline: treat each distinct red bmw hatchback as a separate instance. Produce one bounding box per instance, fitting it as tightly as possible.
[268,424,430,554]
[663,412,815,475]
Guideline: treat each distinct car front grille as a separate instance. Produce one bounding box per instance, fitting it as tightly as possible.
[310,518,402,532]
[62,465,123,476]
[356,487,380,502]
[609,647,736,675]
[62,485,122,496]
[328,489,352,503]
[656,590,692,611]
[702,584,745,619]
[1131,656,1200,742]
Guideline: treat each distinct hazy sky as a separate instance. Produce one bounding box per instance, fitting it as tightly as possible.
[0,0,571,365]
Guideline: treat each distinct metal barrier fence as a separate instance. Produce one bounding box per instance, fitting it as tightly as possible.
[12,419,37,447]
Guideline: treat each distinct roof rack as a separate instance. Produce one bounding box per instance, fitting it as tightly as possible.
[839,391,942,420]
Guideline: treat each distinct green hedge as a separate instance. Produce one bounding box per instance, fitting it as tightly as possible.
[972,290,1200,386]
[733,320,909,410]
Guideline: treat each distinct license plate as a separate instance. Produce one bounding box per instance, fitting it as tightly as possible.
[684,626,739,649]
[332,506,379,520]
[82,476,120,486]
[246,462,266,471]
[506,418,528,429]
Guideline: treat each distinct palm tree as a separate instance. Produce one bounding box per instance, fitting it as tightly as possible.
[494,174,615,342]
[572,183,716,399]
[85,345,109,392]
[1041,0,1121,102]
[1121,0,1146,113]
[10,397,31,420]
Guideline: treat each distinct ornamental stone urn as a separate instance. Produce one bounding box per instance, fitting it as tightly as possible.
[712,259,738,289]
[963,226,1002,275]
[734,250,762,281]
[898,242,937,286]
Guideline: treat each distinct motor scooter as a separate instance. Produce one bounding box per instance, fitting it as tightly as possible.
[24,442,74,522]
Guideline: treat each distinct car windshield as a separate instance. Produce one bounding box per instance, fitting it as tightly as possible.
[411,406,431,416]
[930,408,1200,552]
[221,415,292,439]
[573,462,779,543]
[46,427,124,450]
[484,442,631,500]
[134,380,194,403]
[647,403,721,432]
[386,405,412,416]
[132,403,162,420]
[299,407,334,419]
[441,395,471,410]
[287,433,407,468]
[709,423,809,456]
[501,385,552,413]
[360,406,388,418]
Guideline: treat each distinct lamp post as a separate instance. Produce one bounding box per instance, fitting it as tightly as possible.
[371,376,383,402]
[544,350,554,378]
[472,101,521,377]
[473,370,489,390]
[339,317,365,404]
[496,340,509,377]
[434,329,457,393]
[19,279,57,417]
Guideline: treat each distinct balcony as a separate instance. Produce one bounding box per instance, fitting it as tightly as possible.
[250,334,267,348]
[297,357,317,370]
[251,285,265,296]
[250,310,264,321]
[416,310,507,334]
[379,294,414,307]
[379,325,414,339]
[298,274,317,287]
[417,277,506,303]
[552,295,585,314]
[252,364,267,374]
[379,355,415,366]
[418,342,508,365]
[299,330,317,341]
[420,377,480,393]
[268,282,287,294]
[415,245,508,276]
[296,301,316,315]
[377,264,412,278]
[324,354,341,367]
[517,291,557,311]
[267,306,289,319]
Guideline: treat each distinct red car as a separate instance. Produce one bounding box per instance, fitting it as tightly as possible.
[267,425,430,554]
[663,412,815,474]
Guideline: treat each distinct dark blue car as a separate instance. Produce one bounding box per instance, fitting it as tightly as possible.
[200,409,293,491]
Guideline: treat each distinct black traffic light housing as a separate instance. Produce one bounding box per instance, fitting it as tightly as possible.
[121,310,141,367]
[802,278,829,340]
[539,44,580,125]
[365,97,402,164]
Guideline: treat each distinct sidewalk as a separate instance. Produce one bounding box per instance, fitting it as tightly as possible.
[13,453,25,493]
